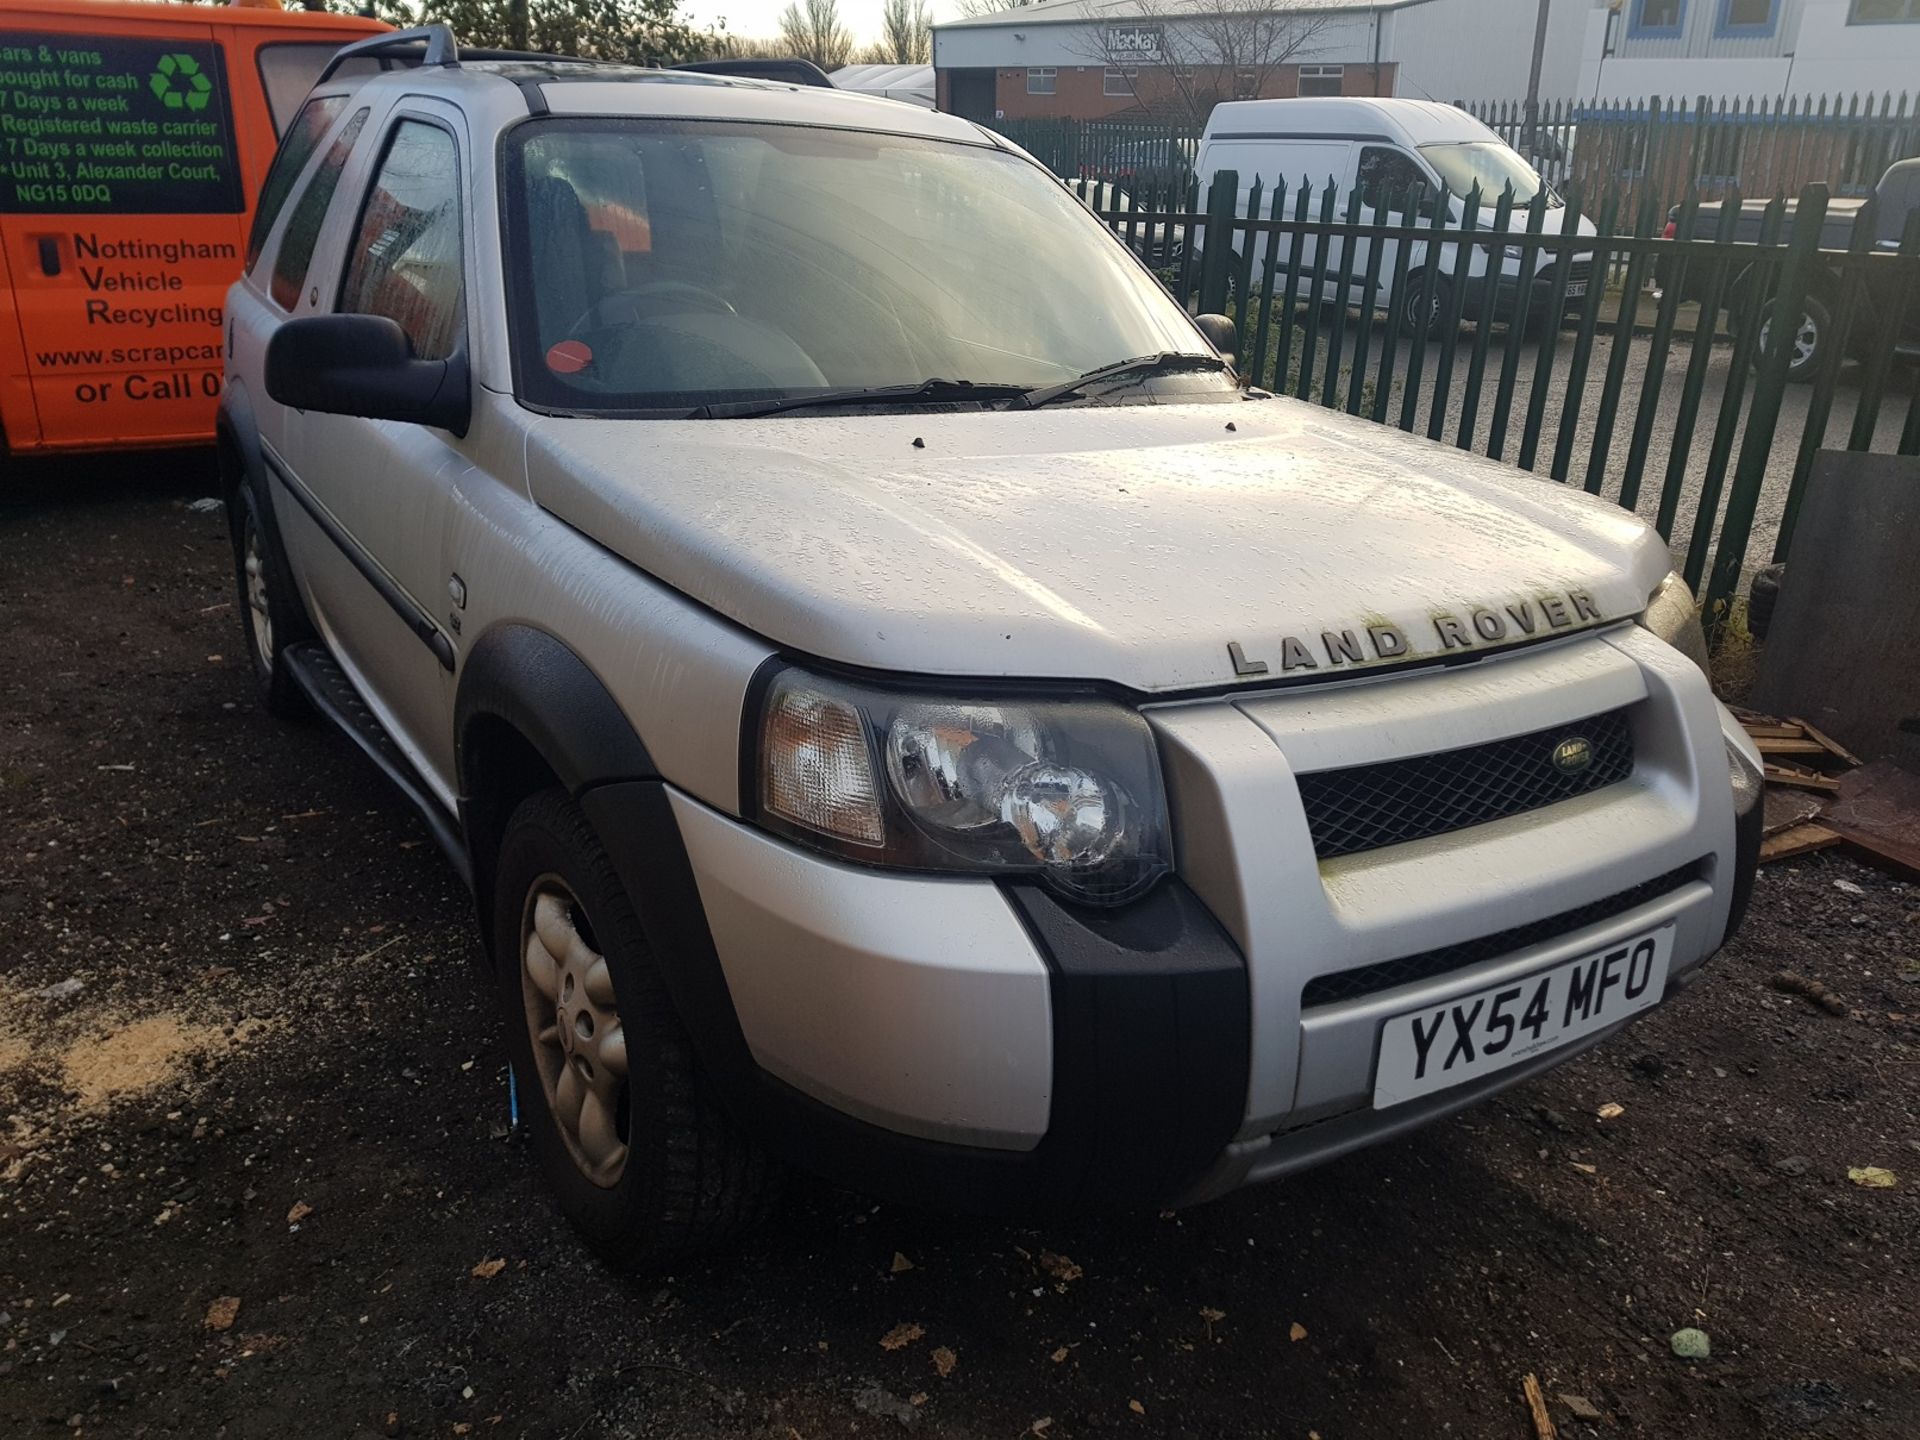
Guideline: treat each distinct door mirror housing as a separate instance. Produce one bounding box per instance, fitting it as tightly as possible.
[265,314,470,437]
[1194,312,1238,364]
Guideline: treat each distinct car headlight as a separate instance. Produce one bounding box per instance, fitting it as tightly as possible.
[1502,243,1525,262]
[1637,571,1709,675]
[750,666,1171,905]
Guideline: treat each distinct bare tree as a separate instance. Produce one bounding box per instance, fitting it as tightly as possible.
[879,0,932,63]
[950,0,1032,19]
[777,0,853,68]
[1072,0,1332,126]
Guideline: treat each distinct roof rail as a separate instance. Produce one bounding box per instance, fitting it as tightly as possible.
[314,23,459,88]
[675,58,835,88]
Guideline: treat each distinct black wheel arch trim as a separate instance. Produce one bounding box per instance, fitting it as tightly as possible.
[584,771,1253,1216]
[453,624,658,798]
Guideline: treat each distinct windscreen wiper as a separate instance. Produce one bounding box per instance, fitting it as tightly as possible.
[1015,352,1229,411]
[692,378,1030,420]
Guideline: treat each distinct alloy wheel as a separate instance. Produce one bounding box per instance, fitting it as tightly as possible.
[521,878,630,1186]
[1760,310,1819,370]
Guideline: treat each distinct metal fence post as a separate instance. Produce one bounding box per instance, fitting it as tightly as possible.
[1198,169,1237,319]
[1702,184,1830,641]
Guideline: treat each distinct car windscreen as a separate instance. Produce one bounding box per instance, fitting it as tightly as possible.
[1417,141,1561,209]
[499,118,1208,414]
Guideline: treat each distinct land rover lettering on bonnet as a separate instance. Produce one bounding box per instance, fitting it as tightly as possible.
[222,27,1762,1268]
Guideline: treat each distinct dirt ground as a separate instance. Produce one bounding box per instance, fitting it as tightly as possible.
[2,463,1917,1440]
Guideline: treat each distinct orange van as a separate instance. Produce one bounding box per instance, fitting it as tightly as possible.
[0,0,386,458]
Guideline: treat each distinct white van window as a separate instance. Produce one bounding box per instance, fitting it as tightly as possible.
[256,44,385,135]
[1418,141,1562,208]
[1356,146,1429,201]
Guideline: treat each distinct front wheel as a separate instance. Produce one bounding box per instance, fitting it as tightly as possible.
[493,788,775,1270]
[228,482,312,719]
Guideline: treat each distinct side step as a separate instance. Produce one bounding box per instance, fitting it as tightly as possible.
[283,642,473,890]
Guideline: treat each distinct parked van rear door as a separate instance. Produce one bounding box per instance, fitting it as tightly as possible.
[0,12,249,450]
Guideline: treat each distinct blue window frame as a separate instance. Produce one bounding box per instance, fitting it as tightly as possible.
[1628,0,1686,37]
[1715,0,1778,35]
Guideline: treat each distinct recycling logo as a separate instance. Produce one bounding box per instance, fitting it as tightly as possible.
[148,53,212,112]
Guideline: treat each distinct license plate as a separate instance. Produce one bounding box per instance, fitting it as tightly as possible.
[1565,281,1588,298]
[1372,926,1673,1109]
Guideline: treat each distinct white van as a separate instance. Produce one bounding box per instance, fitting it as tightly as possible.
[1193,98,1597,337]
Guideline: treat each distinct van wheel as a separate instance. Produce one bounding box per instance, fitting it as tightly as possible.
[493,788,776,1270]
[229,483,312,720]
[1400,274,1451,338]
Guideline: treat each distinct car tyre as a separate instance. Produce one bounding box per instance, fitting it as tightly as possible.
[1748,562,1784,643]
[1756,293,1831,384]
[493,787,776,1270]
[229,481,312,720]
[1400,273,1451,339]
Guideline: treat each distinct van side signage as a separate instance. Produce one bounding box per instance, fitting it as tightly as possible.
[0,32,241,214]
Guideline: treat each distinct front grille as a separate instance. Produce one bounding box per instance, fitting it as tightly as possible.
[1301,862,1701,1009]
[1296,708,1635,861]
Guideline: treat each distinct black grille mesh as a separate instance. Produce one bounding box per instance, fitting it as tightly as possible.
[1301,863,1700,1009]
[1297,709,1635,861]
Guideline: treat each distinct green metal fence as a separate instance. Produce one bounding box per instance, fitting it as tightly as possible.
[1007,90,1920,244]
[1070,172,1920,640]
[1462,92,1920,215]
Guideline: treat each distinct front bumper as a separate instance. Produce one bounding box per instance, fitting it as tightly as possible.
[1465,257,1595,324]
[612,628,1757,1214]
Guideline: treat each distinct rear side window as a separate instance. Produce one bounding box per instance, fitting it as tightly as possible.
[247,94,347,272]
[0,30,243,215]
[255,45,386,134]
[338,120,463,360]
[269,107,368,311]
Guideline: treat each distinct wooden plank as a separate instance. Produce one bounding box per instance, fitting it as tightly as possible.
[1787,716,1863,767]
[1822,761,1920,881]
[1741,723,1807,739]
[1762,787,1826,836]
[1759,823,1842,863]
[1522,1373,1558,1440]
[1753,737,1833,757]
[1763,764,1842,794]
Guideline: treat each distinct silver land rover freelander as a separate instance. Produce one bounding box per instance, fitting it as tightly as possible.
[221,27,1763,1268]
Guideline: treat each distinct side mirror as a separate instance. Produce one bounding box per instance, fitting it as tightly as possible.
[266,314,470,437]
[1194,312,1238,364]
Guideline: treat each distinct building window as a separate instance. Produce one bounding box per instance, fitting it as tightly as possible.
[1026,67,1056,95]
[1715,0,1778,34]
[1628,0,1686,36]
[1848,0,1920,19]
[1103,68,1137,97]
[1298,64,1344,96]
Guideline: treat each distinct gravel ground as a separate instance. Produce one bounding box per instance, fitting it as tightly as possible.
[2,467,1917,1440]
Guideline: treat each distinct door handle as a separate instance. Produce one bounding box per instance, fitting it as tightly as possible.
[35,236,60,277]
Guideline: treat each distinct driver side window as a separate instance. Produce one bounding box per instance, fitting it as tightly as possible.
[1357,146,1430,204]
[338,120,464,361]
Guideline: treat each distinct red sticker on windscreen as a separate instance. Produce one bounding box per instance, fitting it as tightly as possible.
[546,340,593,375]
